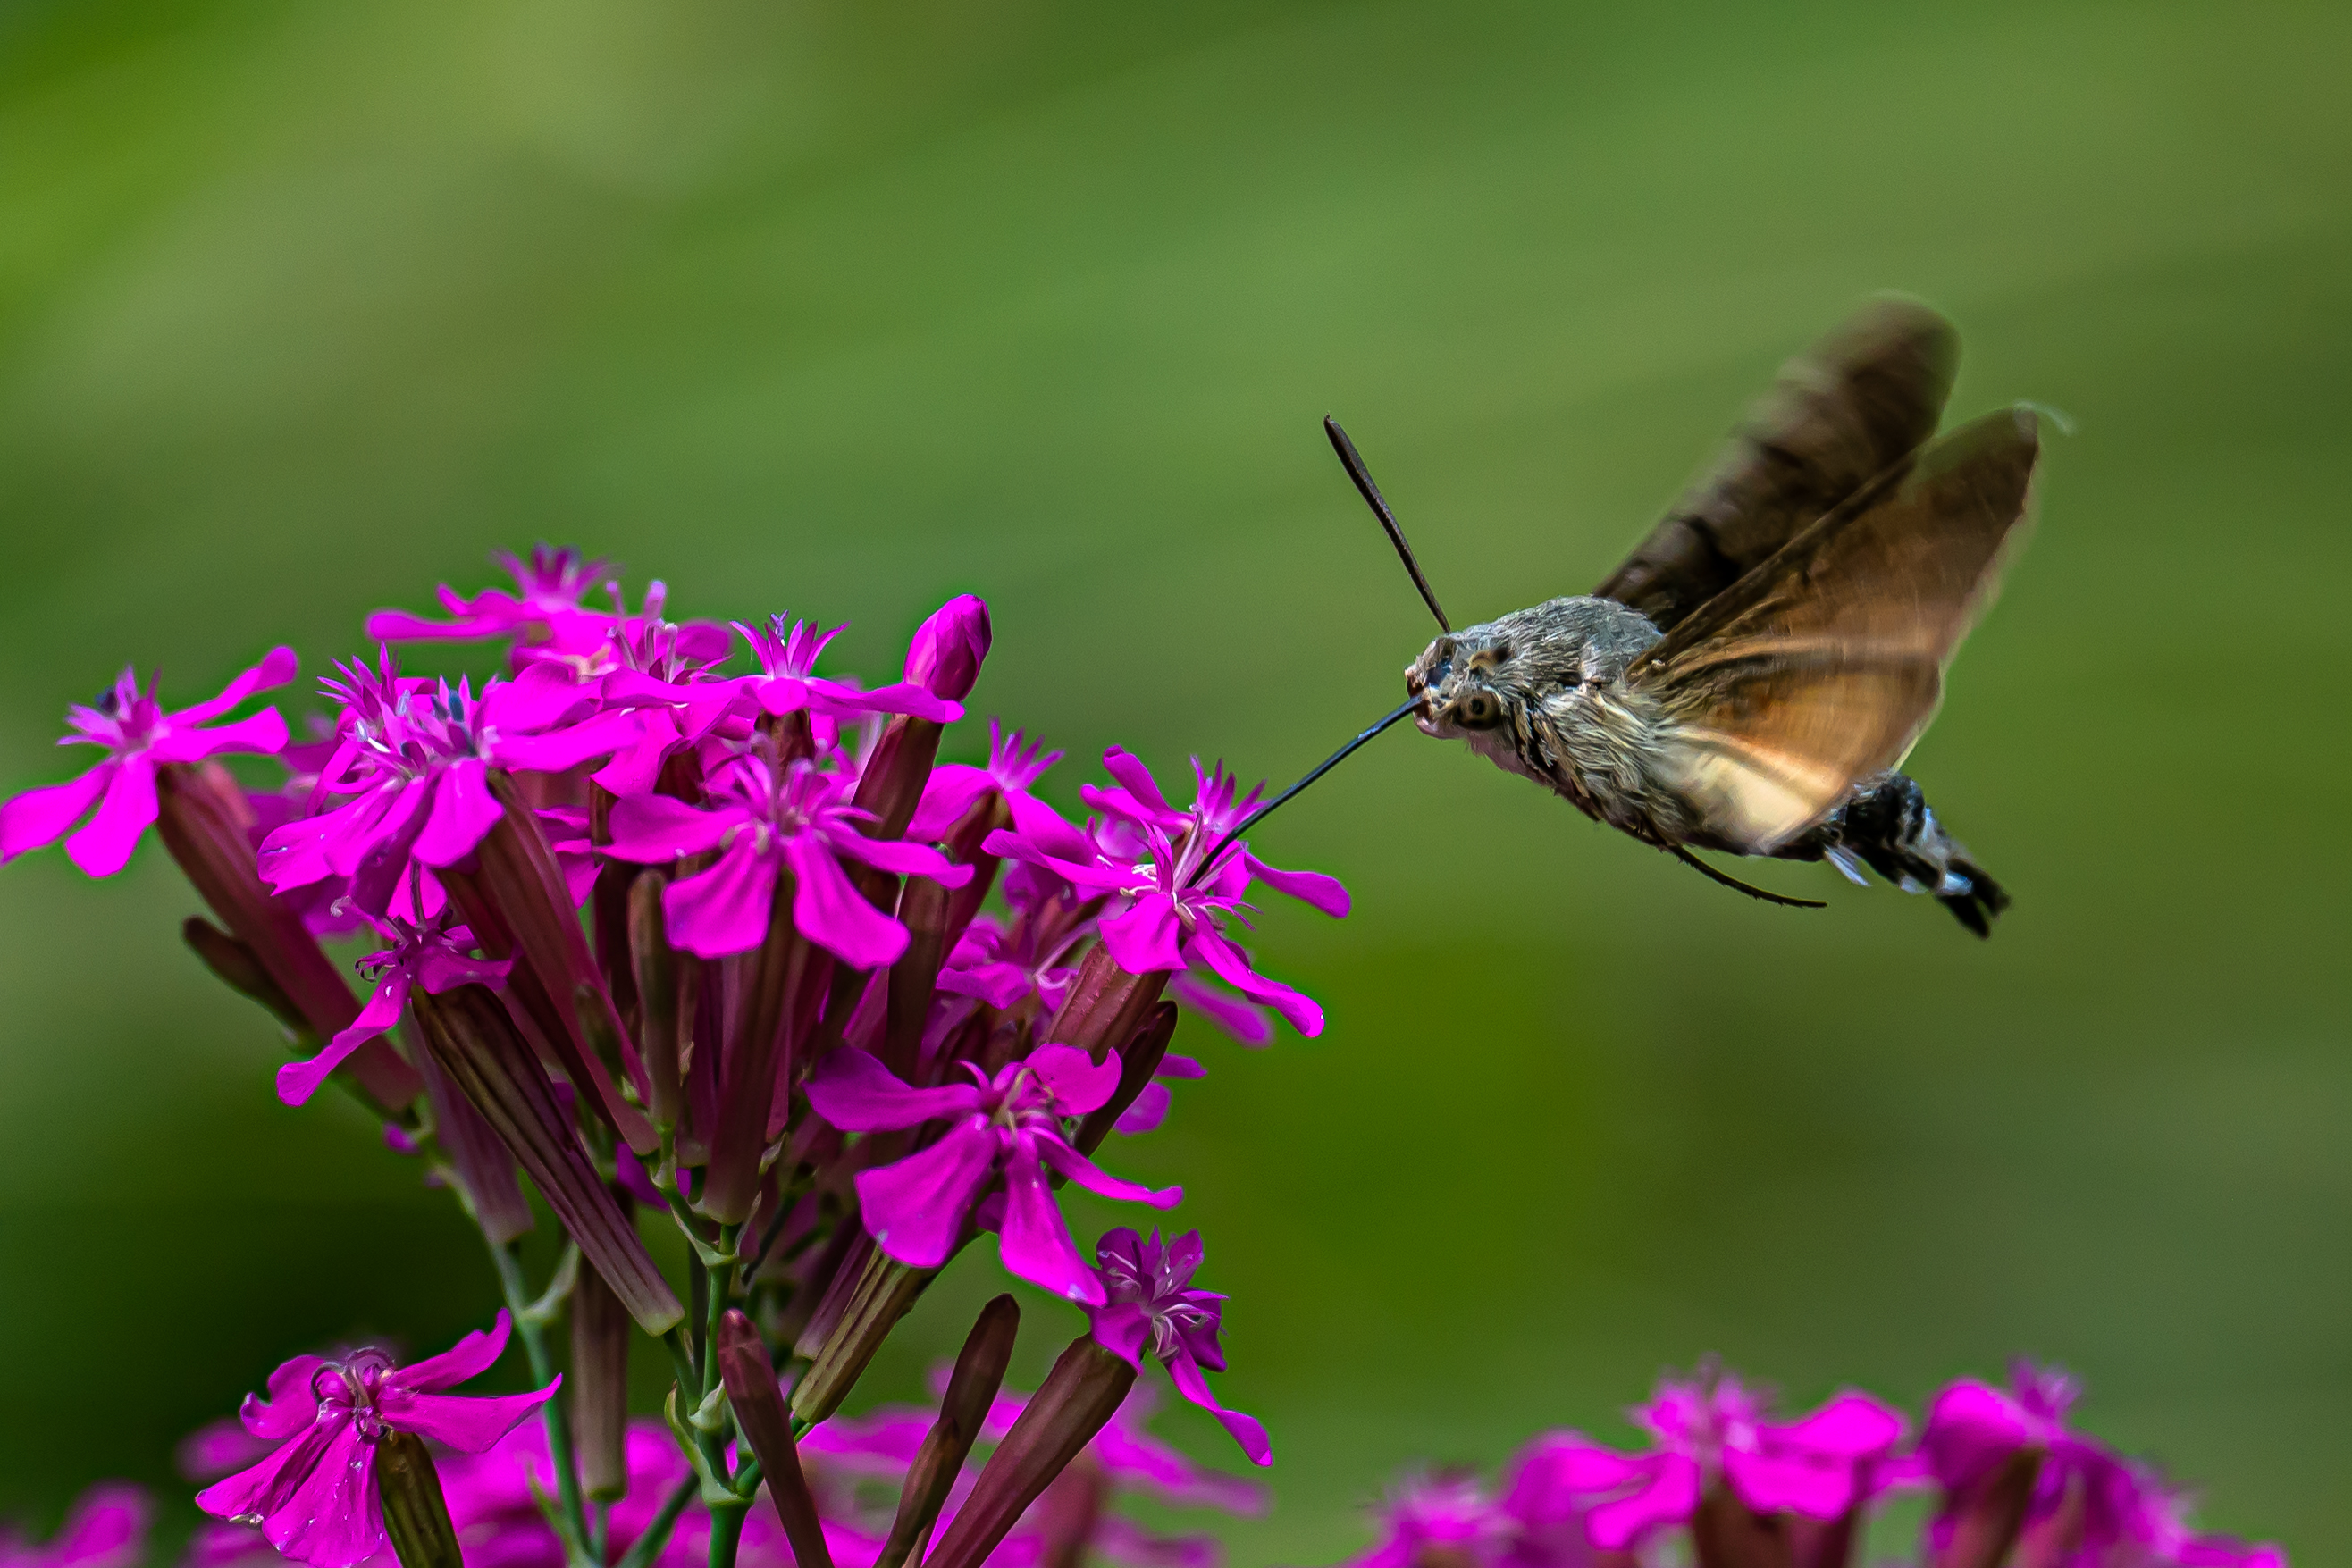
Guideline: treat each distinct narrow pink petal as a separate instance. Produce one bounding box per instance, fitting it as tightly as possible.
[1037,1136,1180,1209]
[65,758,158,877]
[995,1136,1104,1304]
[663,839,777,958]
[829,679,961,723]
[1167,970,1273,1046]
[1003,791,1098,865]
[1113,1082,1171,1136]
[0,764,114,863]
[785,836,908,968]
[1772,1391,1907,1459]
[391,1321,509,1404]
[1243,854,1350,918]
[1188,928,1323,1036]
[493,709,642,773]
[1026,1044,1123,1114]
[606,793,735,862]
[904,765,992,843]
[277,971,412,1106]
[804,1048,983,1132]
[1724,1446,1856,1520]
[933,960,1033,1010]
[413,760,507,868]
[1098,897,1187,974]
[195,1425,334,1524]
[1164,1346,1271,1466]
[1088,1302,1154,1368]
[388,1381,557,1453]
[171,646,299,725]
[588,715,679,797]
[830,833,975,885]
[261,1424,382,1567]
[46,1482,150,1568]
[854,1119,999,1269]
[155,708,289,763]
[1100,749,1180,823]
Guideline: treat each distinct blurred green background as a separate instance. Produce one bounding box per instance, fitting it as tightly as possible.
[2,0,2347,1562]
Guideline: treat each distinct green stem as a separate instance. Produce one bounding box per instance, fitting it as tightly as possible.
[612,1478,697,1568]
[705,1499,749,1568]
[701,1223,740,1396]
[491,1241,597,1566]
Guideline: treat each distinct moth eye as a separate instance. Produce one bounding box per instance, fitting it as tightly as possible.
[1455,689,1501,729]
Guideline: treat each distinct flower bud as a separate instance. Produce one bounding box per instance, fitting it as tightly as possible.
[877,1295,1021,1568]
[411,985,683,1334]
[923,1336,1138,1568]
[791,1245,939,1425]
[181,917,308,1042]
[903,594,991,703]
[375,1430,462,1568]
[715,1310,832,1568]
[417,1042,532,1246]
[627,868,685,1132]
[1043,943,1170,1061]
[1073,1002,1178,1157]
[570,1242,632,1498]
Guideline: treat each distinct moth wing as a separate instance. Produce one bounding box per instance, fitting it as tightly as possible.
[1627,407,2042,852]
[1595,298,1961,632]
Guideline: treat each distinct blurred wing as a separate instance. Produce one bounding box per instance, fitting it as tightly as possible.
[1595,298,1961,632]
[1628,407,2042,852]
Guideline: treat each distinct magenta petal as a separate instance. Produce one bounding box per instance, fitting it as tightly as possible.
[995,1136,1104,1304]
[493,709,642,774]
[278,970,412,1106]
[855,1119,999,1268]
[832,834,975,886]
[0,764,114,863]
[242,1356,330,1439]
[905,765,993,843]
[1243,854,1350,918]
[1003,792,1099,865]
[1724,1446,1855,1520]
[261,1424,382,1567]
[1114,1082,1171,1136]
[663,838,777,958]
[155,708,289,763]
[1188,928,1323,1036]
[1027,1043,1123,1115]
[393,1310,515,1392]
[590,714,680,798]
[389,1382,557,1454]
[1099,897,1187,975]
[605,793,736,862]
[45,1482,150,1568]
[805,1048,982,1132]
[1099,749,1180,823]
[1584,1454,1700,1552]
[934,960,1034,1010]
[1775,1392,1907,1459]
[65,758,159,877]
[412,760,507,868]
[1088,1302,1154,1368]
[785,835,909,968]
[1163,1346,1271,1466]
[196,1423,336,1525]
[1037,1136,1181,1209]
[172,646,300,725]
[1167,971,1272,1046]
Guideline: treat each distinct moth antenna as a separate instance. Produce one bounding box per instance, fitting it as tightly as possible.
[1324,415,1451,633]
[1668,845,1826,910]
[1196,697,1420,870]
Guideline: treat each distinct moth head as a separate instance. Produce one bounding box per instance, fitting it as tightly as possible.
[1406,629,1519,737]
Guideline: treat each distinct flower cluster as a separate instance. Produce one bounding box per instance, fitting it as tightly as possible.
[1331,1359,2286,1568]
[2,547,1323,1568]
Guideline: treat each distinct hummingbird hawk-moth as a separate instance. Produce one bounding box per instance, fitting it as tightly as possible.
[1234,299,2041,936]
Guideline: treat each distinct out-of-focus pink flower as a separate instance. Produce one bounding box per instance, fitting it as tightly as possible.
[195,1313,557,1567]
[0,1482,150,1568]
[1084,1228,1268,1466]
[1336,1473,1506,1568]
[1513,1364,1903,1552]
[604,753,970,965]
[0,648,295,877]
[804,1045,1178,1301]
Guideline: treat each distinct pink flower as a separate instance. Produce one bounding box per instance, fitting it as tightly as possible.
[1085,1228,1269,1466]
[258,653,633,918]
[276,914,510,1107]
[1337,1474,1506,1568]
[365,545,617,650]
[734,616,962,725]
[195,1313,558,1568]
[803,1044,1179,1302]
[0,648,296,877]
[0,1482,150,1568]
[1516,1364,1903,1552]
[984,749,1348,1036]
[603,753,970,965]
[907,722,1061,843]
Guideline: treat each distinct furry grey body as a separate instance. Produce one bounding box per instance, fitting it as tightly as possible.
[1406,596,2009,932]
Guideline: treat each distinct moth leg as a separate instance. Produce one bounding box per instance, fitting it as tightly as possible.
[1775,771,2011,937]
